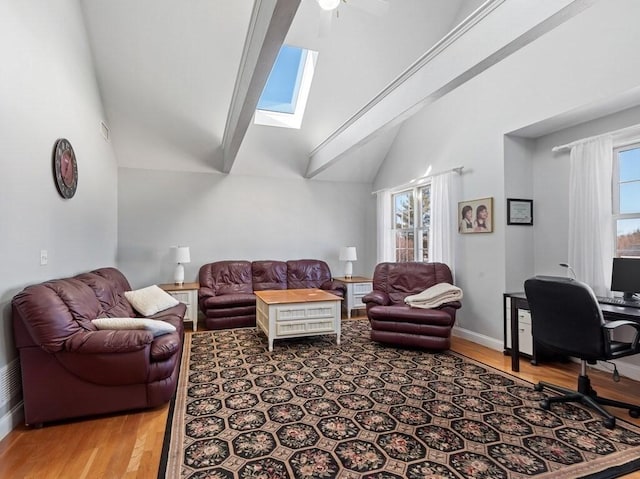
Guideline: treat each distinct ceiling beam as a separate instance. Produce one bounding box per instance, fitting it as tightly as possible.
[221,0,301,173]
[305,0,595,179]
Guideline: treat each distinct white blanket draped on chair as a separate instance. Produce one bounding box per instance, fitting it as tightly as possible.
[404,282,463,309]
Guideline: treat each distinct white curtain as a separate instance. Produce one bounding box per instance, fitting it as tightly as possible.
[376,189,394,262]
[429,171,455,272]
[568,136,614,296]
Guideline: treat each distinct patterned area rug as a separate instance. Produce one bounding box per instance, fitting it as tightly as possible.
[159,320,640,479]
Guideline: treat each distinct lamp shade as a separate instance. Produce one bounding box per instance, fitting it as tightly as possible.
[174,246,191,264]
[339,246,357,262]
[318,0,340,10]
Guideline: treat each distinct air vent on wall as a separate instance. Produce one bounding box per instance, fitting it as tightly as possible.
[100,121,110,141]
[0,358,21,410]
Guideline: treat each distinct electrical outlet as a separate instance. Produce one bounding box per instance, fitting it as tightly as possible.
[40,250,48,265]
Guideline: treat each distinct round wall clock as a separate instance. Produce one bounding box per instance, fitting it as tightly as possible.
[53,138,78,199]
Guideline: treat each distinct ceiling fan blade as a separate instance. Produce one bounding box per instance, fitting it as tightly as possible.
[346,0,389,16]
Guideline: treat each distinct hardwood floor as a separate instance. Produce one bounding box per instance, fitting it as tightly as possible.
[1,320,640,478]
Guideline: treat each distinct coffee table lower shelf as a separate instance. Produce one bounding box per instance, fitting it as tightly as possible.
[255,289,342,351]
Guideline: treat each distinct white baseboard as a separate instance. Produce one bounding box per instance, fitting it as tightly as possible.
[0,401,23,442]
[452,326,640,382]
[452,326,504,352]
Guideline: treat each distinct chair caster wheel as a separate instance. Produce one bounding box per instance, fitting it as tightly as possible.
[630,409,640,419]
[540,399,550,410]
[534,383,543,392]
[604,417,616,430]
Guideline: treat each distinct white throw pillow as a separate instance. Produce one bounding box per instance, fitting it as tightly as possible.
[124,285,179,316]
[92,317,176,337]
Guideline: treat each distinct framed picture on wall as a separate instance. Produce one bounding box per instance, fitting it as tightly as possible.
[458,197,493,233]
[507,198,533,225]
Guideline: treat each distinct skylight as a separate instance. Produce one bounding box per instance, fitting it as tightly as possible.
[255,45,318,129]
[257,46,306,114]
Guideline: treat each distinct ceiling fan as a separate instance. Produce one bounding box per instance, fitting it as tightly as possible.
[317,0,389,37]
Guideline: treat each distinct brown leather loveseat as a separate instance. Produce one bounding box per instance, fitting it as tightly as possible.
[198,259,346,330]
[11,267,185,426]
[362,262,461,350]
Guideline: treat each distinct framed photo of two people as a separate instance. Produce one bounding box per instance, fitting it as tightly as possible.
[458,197,493,233]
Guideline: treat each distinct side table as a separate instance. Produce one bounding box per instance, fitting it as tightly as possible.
[159,282,199,331]
[333,276,373,319]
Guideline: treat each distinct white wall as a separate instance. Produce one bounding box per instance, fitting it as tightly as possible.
[117,168,376,288]
[0,0,119,437]
[504,136,535,291]
[375,0,640,346]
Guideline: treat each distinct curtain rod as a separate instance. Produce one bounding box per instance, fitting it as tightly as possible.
[371,166,464,195]
[552,123,640,152]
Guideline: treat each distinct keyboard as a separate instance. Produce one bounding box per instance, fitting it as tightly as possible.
[597,296,640,308]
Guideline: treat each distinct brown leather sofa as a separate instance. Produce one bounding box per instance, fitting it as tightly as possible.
[198,259,346,330]
[11,267,185,426]
[362,262,461,350]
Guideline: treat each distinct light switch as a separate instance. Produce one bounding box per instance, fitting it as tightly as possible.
[40,250,48,265]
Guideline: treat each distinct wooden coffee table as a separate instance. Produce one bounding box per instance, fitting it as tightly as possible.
[255,289,342,351]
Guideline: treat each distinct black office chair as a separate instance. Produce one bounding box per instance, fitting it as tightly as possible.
[524,276,640,429]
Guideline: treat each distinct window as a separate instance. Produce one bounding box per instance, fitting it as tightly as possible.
[254,45,318,129]
[613,143,640,257]
[392,184,431,262]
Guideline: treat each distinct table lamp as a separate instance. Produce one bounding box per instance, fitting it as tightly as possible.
[339,246,357,279]
[173,246,191,285]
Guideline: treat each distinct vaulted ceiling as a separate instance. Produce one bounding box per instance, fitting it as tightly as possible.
[80,0,485,182]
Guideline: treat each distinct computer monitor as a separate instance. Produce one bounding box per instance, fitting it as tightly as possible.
[611,257,640,301]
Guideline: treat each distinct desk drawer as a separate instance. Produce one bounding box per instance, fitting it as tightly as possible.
[353,294,366,308]
[518,309,533,356]
[354,283,372,295]
[276,319,335,336]
[275,302,337,322]
[505,306,533,356]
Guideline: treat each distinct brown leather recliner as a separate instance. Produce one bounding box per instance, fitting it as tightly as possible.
[198,259,345,330]
[11,267,185,426]
[362,262,461,350]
